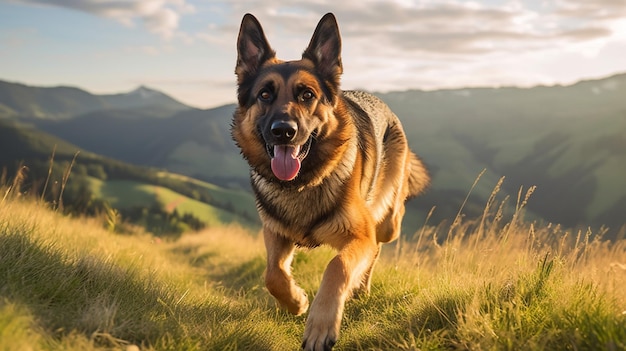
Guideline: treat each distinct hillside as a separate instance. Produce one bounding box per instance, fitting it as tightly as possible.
[1,75,625,237]
[0,80,190,120]
[377,73,626,232]
[31,104,249,188]
[0,120,258,232]
[0,185,624,350]
[88,177,258,228]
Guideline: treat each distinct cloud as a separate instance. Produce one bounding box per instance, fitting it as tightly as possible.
[11,0,195,39]
[190,0,624,97]
[555,0,626,20]
[210,0,620,58]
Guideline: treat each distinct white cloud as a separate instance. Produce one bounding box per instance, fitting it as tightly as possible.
[555,0,626,20]
[177,0,626,103]
[142,6,179,39]
[201,0,619,58]
[5,0,626,107]
[11,0,196,39]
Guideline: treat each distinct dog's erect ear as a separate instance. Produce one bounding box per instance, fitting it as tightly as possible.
[236,14,275,84]
[303,13,343,86]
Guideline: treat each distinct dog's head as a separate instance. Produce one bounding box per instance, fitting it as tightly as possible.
[232,13,348,184]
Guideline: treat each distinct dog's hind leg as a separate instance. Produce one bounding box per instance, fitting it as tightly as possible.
[264,229,309,315]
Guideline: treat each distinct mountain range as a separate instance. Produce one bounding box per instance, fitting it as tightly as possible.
[0,81,190,119]
[1,75,624,238]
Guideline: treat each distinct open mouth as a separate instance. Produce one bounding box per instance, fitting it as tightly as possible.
[265,134,314,181]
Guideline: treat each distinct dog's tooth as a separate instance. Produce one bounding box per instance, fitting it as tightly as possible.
[292,145,301,157]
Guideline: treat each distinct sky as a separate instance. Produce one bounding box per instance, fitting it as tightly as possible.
[1,0,626,109]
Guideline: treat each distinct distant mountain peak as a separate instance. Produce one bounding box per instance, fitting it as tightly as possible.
[0,79,191,120]
[96,85,191,115]
[129,85,164,99]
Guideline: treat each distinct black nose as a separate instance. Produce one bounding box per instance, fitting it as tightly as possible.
[270,120,297,142]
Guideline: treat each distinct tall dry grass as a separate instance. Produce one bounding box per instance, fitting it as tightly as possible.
[349,178,626,350]
[0,175,624,350]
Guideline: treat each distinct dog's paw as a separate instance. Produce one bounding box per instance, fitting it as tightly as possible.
[301,336,336,351]
[301,311,340,351]
[286,287,309,316]
[274,284,309,316]
[267,276,309,315]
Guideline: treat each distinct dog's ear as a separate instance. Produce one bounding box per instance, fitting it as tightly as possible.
[236,14,275,84]
[303,13,343,87]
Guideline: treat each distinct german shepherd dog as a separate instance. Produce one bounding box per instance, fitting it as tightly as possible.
[232,13,429,350]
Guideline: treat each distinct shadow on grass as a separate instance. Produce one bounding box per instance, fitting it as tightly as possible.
[340,285,471,350]
[210,256,266,293]
[0,232,292,350]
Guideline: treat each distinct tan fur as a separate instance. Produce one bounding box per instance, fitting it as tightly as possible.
[231,13,429,351]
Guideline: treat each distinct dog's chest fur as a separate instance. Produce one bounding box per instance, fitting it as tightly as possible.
[250,91,400,246]
[250,136,358,247]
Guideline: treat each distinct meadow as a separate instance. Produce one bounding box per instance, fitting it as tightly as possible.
[87,177,257,228]
[0,180,624,350]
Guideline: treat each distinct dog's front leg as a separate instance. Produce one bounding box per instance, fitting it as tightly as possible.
[264,228,309,315]
[302,237,378,351]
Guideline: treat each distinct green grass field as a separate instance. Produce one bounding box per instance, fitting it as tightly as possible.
[156,171,258,219]
[0,183,624,350]
[88,177,258,228]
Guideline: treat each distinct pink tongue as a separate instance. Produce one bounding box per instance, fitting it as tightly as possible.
[271,145,301,181]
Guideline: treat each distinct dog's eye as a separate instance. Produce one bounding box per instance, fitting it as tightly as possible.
[300,90,315,102]
[258,89,272,102]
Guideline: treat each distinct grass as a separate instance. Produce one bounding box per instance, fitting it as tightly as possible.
[88,178,258,228]
[0,181,624,350]
[156,171,258,221]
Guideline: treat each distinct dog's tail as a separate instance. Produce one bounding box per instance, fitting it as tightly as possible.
[407,152,430,198]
